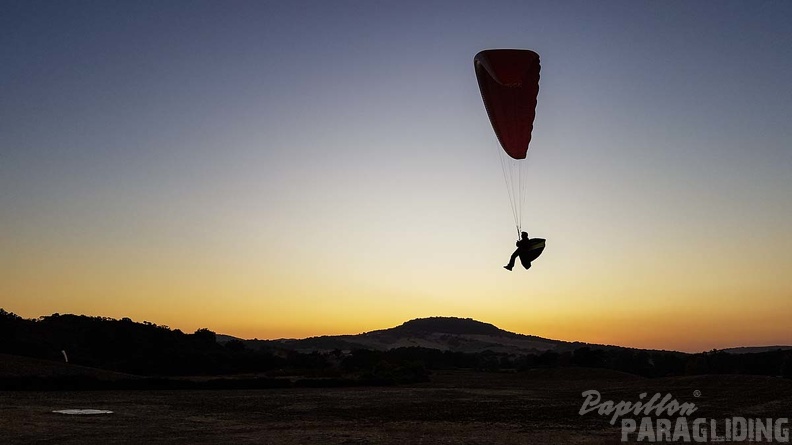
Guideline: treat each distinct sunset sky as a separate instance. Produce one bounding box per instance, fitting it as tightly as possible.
[2,1,791,353]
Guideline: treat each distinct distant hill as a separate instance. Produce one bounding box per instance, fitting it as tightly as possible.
[3,310,792,382]
[721,346,792,354]
[239,316,597,355]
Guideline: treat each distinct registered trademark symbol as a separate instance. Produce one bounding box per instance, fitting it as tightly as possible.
[693,390,701,398]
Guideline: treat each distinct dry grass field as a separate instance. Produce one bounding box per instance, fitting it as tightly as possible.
[2,362,791,444]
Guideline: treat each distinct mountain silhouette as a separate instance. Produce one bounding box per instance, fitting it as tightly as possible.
[236,316,587,355]
[4,310,792,382]
[381,317,516,336]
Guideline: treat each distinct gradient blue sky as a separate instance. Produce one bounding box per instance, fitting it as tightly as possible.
[2,1,791,352]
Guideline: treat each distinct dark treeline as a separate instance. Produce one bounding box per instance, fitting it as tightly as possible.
[0,309,427,383]
[2,310,791,388]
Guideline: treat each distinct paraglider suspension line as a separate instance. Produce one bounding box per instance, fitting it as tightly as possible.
[494,139,527,238]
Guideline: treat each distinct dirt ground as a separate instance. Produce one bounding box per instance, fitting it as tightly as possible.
[2,369,791,444]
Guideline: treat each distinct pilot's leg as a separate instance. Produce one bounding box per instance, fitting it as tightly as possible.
[504,250,519,271]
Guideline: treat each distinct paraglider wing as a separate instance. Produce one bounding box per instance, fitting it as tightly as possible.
[474,49,541,160]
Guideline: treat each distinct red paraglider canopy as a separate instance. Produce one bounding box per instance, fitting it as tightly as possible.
[474,49,541,160]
